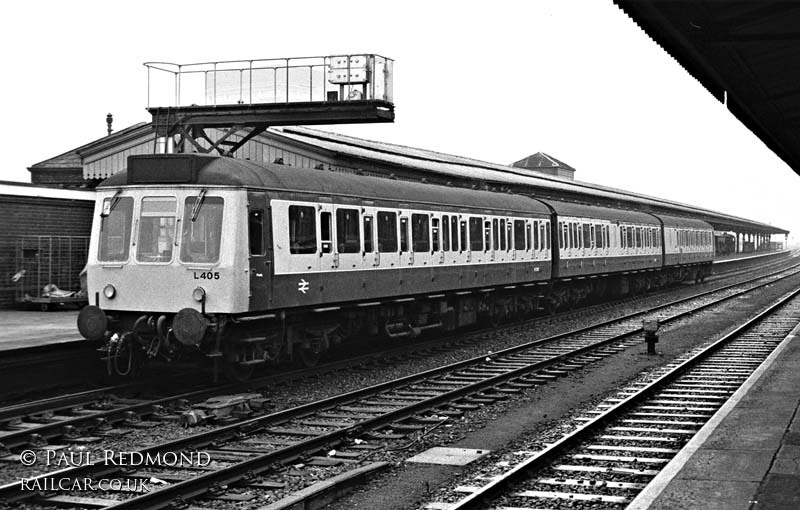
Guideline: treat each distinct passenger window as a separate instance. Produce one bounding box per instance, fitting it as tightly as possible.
[498,219,506,251]
[377,211,397,252]
[484,220,492,251]
[336,208,360,253]
[533,221,539,250]
[513,220,525,250]
[400,216,409,252]
[507,221,513,251]
[451,216,459,252]
[99,196,133,262]
[412,213,430,252]
[493,219,500,250]
[363,215,373,253]
[320,212,332,253]
[289,205,317,254]
[432,217,440,252]
[442,215,450,251]
[583,223,592,248]
[545,223,550,250]
[595,224,604,249]
[249,209,264,255]
[526,222,532,250]
[469,218,483,251]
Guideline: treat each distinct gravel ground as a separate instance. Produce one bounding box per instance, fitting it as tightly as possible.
[3,262,797,508]
[323,271,800,510]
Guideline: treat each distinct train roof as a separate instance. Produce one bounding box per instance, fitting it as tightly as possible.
[540,200,660,225]
[99,155,552,216]
[655,213,713,230]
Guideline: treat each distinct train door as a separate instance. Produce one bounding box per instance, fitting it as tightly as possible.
[362,209,378,268]
[333,205,362,271]
[410,212,431,267]
[318,201,336,269]
[376,210,400,268]
[399,214,413,266]
[248,192,271,310]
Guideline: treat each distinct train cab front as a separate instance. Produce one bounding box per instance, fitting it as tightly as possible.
[78,171,251,376]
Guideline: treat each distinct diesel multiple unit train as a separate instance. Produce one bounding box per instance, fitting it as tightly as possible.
[78,154,714,379]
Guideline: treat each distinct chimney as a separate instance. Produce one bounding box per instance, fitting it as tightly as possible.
[106,113,113,135]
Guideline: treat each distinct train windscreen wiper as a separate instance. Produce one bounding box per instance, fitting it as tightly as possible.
[190,189,207,222]
[100,190,122,218]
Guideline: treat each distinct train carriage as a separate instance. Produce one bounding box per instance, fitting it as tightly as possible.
[78,154,714,380]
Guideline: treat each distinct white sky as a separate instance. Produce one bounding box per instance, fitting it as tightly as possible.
[2,1,798,243]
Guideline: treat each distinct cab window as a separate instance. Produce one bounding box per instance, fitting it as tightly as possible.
[137,197,177,263]
[180,196,223,263]
[98,196,133,262]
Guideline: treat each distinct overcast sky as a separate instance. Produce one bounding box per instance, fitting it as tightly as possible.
[2,1,798,244]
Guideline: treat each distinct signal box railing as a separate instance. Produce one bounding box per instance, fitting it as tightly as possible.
[145,54,393,108]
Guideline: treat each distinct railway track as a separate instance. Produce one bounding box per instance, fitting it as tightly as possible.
[425,287,800,509]
[3,257,796,461]
[1,265,799,508]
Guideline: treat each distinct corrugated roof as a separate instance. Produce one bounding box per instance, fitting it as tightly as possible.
[273,127,785,232]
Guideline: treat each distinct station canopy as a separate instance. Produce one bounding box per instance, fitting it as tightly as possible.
[614,1,800,178]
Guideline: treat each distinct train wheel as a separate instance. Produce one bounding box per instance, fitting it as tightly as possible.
[298,346,322,368]
[223,361,255,383]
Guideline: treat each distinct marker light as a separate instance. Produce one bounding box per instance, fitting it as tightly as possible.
[192,287,206,302]
[103,284,116,299]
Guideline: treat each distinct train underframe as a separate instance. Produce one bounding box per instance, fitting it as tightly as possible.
[89,262,711,381]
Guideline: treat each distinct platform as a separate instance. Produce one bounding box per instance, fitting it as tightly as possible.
[629,320,800,510]
[0,310,82,351]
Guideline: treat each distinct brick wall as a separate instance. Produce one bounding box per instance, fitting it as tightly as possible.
[0,196,94,308]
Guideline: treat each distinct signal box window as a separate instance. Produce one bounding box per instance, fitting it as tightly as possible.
[249,209,264,255]
[99,196,133,262]
[469,218,483,251]
[180,196,224,263]
[289,205,317,254]
[336,208,360,253]
[377,211,397,252]
[137,197,177,263]
[411,213,430,252]
[320,212,332,253]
